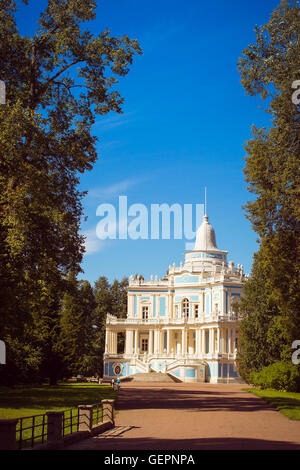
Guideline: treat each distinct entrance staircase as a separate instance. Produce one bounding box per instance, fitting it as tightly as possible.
[130,370,178,382]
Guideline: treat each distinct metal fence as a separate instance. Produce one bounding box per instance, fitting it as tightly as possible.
[91,403,103,427]
[16,413,48,450]
[15,403,103,450]
[62,408,81,437]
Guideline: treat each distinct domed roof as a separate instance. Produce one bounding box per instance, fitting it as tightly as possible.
[194,214,218,251]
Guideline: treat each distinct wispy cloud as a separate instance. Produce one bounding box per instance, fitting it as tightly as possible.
[87,177,148,201]
[82,228,106,255]
[94,111,135,132]
[82,214,129,255]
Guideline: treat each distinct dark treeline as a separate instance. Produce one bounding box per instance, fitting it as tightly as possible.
[1,275,128,385]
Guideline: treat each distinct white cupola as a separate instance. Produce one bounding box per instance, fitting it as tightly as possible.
[194,214,218,251]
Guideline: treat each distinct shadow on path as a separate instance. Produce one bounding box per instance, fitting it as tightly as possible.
[115,386,274,413]
[70,436,300,450]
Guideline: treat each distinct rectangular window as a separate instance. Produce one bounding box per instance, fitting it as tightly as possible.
[142,306,149,320]
[194,304,199,318]
[141,338,148,352]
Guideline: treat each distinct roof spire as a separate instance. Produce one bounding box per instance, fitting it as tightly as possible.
[204,186,207,216]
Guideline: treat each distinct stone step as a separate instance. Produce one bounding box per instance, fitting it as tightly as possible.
[131,371,177,382]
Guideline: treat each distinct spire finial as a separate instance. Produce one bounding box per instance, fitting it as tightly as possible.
[204,186,207,217]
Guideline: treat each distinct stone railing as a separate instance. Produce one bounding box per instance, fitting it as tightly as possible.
[128,278,170,287]
[106,312,239,326]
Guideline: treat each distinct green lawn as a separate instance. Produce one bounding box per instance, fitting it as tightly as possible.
[0,382,116,420]
[245,388,300,420]
[0,382,117,448]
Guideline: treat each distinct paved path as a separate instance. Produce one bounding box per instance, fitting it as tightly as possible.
[65,382,300,450]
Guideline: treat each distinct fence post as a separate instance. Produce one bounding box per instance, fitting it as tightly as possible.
[0,419,18,450]
[46,411,64,445]
[101,399,115,426]
[78,405,94,432]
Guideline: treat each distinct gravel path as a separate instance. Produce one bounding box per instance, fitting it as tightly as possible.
[64,382,300,450]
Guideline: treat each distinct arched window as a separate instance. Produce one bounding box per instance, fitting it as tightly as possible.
[182,298,189,319]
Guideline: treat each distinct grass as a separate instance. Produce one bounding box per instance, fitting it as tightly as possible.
[0,382,117,448]
[245,387,300,420]
[0,382,116,419]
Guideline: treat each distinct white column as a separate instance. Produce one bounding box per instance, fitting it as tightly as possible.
[150,295,154,319]
[114,332,118,354]
[125,330,129,354]
[111,331,115,354]
[134,330,138,355]
[209,329,213,354]
[181,329,185,355]
[149,330,153,354]
[220,328,223,353]
[129,295,135,317]
[217,328,220,353]
[167,329,170,354]
[105,329,109,354]
[226,328,229,353]
[200,293,204,314]
[223,290,227,314]
[155,330,160,354]
[131,330,134,355]
[137,295,141,318]
[195,329,199,355]
[170,294,174,320]
[126,330,133,355]
[199,329,202,355]
[233,328,236,352]
[108,331,112,354]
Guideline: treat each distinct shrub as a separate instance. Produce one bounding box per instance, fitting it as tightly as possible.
[250,361,300,392]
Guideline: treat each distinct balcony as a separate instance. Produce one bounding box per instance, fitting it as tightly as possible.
[106,312,239,326]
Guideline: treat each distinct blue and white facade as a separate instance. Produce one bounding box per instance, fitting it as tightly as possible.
[104,213,245,383]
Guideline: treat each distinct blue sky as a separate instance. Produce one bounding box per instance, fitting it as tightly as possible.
[16,0,280,284]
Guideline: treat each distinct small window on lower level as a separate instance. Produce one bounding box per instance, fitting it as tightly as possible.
[141,338,148,352]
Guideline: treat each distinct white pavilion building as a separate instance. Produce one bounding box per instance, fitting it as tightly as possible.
[103,212,245,383]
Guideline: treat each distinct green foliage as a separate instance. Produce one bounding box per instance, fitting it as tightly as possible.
[59,273,98,377]
[0,0,141,385]
[245,387,300,420]
[237,0,300,380]
[250,361,300,393]
[92,276,128,376]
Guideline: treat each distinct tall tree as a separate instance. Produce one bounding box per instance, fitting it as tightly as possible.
[110,277,128,353]
[59,274,97,378]
[0,0,141,384]
[93,276,128,375]
[237,0,300,378]
[110,277,129,318]
[93,276,113,376]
